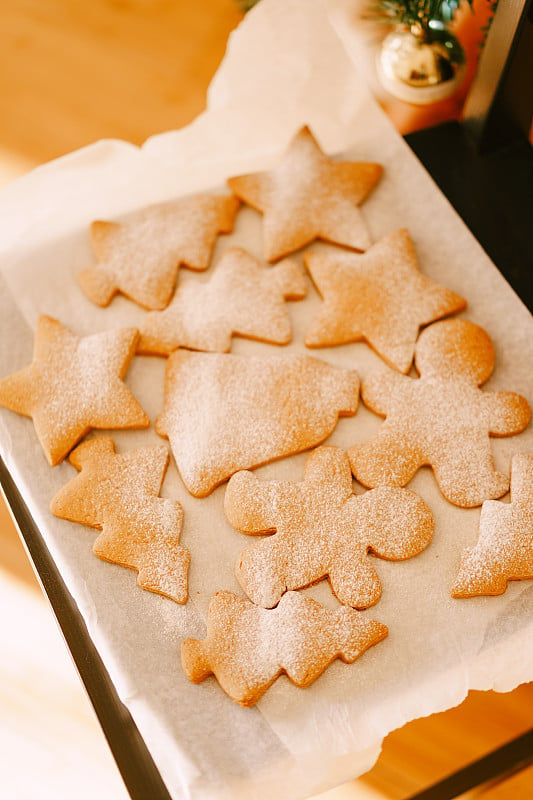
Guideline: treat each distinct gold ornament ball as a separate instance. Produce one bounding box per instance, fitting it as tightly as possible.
[377,23,466,104]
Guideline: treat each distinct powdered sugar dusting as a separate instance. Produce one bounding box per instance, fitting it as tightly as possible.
[225,447,433,609]
[304,229,466,373]
[156,350,359,497]
[350,319,531,507]
[181,590,387,706]
[227,126,382,261]
[0,316,149,465]
[51,436,190,603]
[452,453,533,597]
[138,246,306,355]
[80,193,239,309]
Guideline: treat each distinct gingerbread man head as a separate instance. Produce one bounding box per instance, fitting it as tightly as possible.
[415,318,495,384]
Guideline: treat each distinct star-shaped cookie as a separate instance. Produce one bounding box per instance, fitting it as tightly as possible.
[0,315,149,465]
[227,126,382,262]
[51,437,189,603]
[138,246,306,355]
[452,453,533,598]
[304,228,467,373]
[79,193,240,309]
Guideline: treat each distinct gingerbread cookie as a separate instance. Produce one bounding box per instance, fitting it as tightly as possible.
[0,315,149,466]
[349,319,531,507]
[225,446,434,608]
[304,229,466,373]
[79,193,240,310]
[227,126,382,262]
[156,351,359,497]
[138,246,306,355]
[51,437,189,603]
[181,590,387,706]
[452,453,533,598]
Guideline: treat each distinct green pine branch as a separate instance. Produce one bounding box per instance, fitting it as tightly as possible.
[365,0,474,31]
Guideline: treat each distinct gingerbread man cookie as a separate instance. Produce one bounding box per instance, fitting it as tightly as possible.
[79,193,240,309]
[138,246,306,355]
[227,126,382,262]
[156,351,359,497]
[51,437,189,603]
[452,453,533,598]
[304,229,466,373]
[349,319,531,507]
[0,315,149,465]
[181,590,387,706]
[225,446,434,608]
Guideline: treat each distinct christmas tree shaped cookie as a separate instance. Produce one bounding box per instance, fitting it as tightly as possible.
[349,319,531,507]
[156,351,359,497]
[79,193,240,309]
[304,228,466,373]
[138,246,306,355]
[0,315,149,465]
[181,590,387,706]
[227,126,382,261]
[51,437,189,603]
[225,446,434,608]
[452,453,533,598]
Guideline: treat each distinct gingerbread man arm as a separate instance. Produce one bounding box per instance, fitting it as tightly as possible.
[483,391,531,436]
[360,369,407,417]
[224,470,290,534]
[224,446,353,535]
[349,430,425,489]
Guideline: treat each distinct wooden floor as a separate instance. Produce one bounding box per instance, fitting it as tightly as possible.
[1,2,532,798]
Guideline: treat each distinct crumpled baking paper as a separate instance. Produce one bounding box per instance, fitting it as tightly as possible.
[1,1,532,799]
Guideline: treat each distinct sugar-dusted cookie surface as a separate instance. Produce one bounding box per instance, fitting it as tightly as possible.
[51,437,189,603]
[349,319,531,508]
[225,446,434,609]
[79,193,240,310]
[227,126,382,262]
[452,453,533,598]
[0,315,149,466]
[304,228,466,373]
[156,351,359,497]
[138,246,306,355]
[181,590,387,706]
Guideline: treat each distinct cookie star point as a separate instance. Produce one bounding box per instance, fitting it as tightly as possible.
[0,316,149,465]
[228,125,382,262]
[305,229,467,372]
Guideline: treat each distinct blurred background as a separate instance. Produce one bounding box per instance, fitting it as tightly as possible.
[1,1,532,798]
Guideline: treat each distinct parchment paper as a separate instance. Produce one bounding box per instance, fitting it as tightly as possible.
[1,1,533,799]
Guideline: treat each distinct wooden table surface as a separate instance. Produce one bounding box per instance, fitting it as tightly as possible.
[1,2,532,799]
